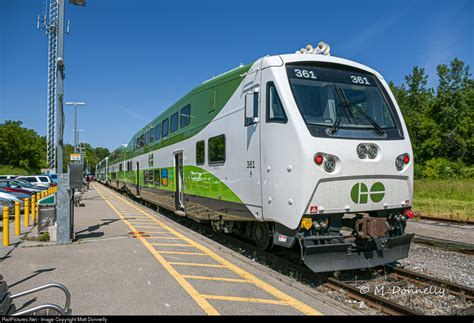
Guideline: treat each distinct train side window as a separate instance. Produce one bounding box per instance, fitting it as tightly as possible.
[180,105,191,128]
[245,90,259,126]
[208,135,225,164]
[149,128,155,142]
[154,170,161,186]
[148,170,154,185]
[155,124,161,141]
[170,112,179,133]
[196,140,205,165]
[144,171,149,185]
[266,82,288,123]
[162,118,169,137]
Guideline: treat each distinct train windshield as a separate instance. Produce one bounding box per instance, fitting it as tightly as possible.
[287,64,403,139]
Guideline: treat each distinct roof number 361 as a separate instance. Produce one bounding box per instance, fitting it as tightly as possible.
[351,76,371,85]
[294,69,317,79]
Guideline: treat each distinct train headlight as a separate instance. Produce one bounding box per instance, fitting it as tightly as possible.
[357,144,368,159]
[324,158,336,173]
[367,145,378,159]
[396,153,410,171]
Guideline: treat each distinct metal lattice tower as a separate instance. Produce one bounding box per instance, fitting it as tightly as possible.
[40,0,59,169]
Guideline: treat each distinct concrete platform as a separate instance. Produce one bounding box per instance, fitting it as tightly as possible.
[0,183,357,315]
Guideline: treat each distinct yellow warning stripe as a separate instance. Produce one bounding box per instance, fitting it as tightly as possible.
[202,295,289,305]
[182,275,249,283]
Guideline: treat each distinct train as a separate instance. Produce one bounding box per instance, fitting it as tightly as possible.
[96,42,415,272]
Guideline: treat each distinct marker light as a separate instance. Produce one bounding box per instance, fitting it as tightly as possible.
[314,154,324,165]
[324,158,336,173]
[357,144,368,159]
[404,209,415,219]
[403,155,410,164]
[368,145,378,159]
[396,153,410,171]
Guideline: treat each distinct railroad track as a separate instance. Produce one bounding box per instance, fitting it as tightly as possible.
[413,234,474,255]
[415,214,474,225]
[100,183,473,315]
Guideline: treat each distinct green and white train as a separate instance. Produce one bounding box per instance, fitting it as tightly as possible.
[96,43,414,272]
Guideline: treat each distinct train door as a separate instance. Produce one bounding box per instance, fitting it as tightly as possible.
[136,161,140,197]
[242,66,263,220]
[174,152,184,210]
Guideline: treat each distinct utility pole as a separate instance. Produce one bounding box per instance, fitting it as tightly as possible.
[38,0,88,245]
[38,0,87,173]
[66,102,86,153]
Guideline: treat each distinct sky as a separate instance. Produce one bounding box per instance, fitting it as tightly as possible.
[0,0,473,151]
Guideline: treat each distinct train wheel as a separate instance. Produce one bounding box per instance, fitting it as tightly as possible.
[253,222,274,251]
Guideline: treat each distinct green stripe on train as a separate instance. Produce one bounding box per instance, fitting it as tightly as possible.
[108,165,242,205]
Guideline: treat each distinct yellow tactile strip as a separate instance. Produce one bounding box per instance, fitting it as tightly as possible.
[93,183,321,316]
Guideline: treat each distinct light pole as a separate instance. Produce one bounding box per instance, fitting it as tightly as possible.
[65,101,86,153]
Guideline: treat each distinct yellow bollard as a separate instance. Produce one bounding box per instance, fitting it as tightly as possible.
[15,202,20,236]
[3,206,9,247]
[24,198,29,227]
[31,195,36,224]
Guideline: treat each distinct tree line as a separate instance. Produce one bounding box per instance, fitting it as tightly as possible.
[389,58,473,179]
[0,120,110,174]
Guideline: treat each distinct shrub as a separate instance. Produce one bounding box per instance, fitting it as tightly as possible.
[421,158,466,179]
[38,232,50,242]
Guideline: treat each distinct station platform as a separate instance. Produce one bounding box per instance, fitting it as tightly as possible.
[0,183,357,315]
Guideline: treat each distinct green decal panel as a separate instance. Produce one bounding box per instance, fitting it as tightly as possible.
[183,166,242,204]
[351,182,385,204]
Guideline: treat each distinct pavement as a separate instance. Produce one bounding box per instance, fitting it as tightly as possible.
[0,183,356,315]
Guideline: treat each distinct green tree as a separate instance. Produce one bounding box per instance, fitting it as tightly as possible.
[0,121,47,172]
[427,58,472,164]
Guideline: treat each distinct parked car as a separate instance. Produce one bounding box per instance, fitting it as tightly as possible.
[0,175,19,180]
[0,192,24,212]
[0,187,30,200]
[42,173,58,184]
[14,179,48,191]
[0,179,44,194]
[0,185,34,196]
[0,197,15,214]
[16,175,52,188]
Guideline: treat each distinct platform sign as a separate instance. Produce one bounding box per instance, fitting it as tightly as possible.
[70,153,81,161]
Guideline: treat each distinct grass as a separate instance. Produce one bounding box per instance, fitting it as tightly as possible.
[0,165,30,176]
[413,179,474,222]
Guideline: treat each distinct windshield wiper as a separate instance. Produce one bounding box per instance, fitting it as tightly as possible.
[331,85,385,136]
[330,86,354,134]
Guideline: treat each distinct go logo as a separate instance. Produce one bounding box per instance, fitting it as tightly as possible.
[350,182,385,204]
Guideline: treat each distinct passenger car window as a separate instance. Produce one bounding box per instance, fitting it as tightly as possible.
[39,177,49,182]
[149,128,155,142]
[170,112,179,133]
[266,82,288,123]
[180,105,191,128]
[208,135,225,164]
[196,141,205,165]
[155,124,161,141]
[162,119,169,137]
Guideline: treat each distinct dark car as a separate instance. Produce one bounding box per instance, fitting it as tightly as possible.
[0,179,44,194]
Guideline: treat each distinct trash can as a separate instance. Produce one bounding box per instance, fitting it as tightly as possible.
[38,194,56,235]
